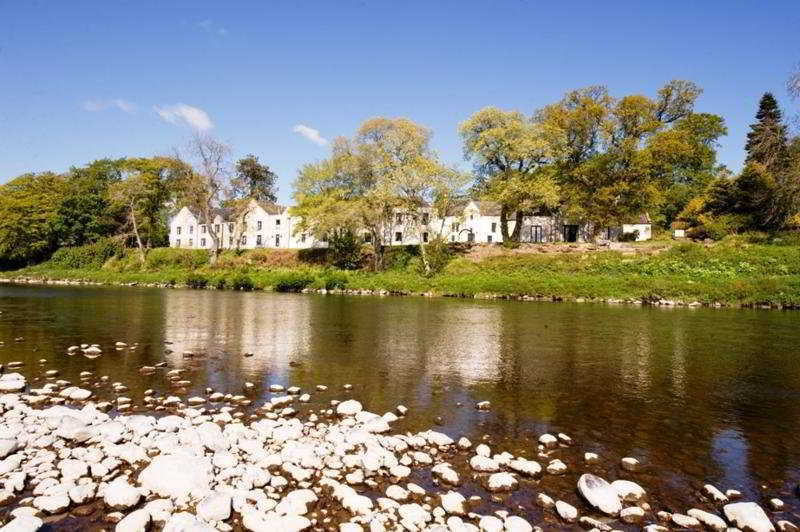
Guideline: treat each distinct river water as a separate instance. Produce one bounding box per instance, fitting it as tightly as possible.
[1,283,799,521]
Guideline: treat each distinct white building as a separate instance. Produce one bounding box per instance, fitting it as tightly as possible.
[168,199,651,250]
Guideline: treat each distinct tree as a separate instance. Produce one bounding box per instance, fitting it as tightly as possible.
[232,155,278,202]
[460,107,558,241]
[110,157,186,263]
[745,93,790,173]
[0,172,67,268]
[51,159,125,247]
[178,134,232,265]
[535,80,712,236]
[292,117,457,270]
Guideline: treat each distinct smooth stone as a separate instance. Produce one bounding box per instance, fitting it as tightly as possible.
[620,457,640,471]
[687,508,727,531]
[440,491,466,515]
[611,479,646,502]
[724,502,775,532]
[577,473,622,515]
[115,509,151,532]
[196,492,232,521]
[671,513,700,528]
[555,501,578,523]
[0,515,44,532]
[336,400,363,416]
[620,506,645,524]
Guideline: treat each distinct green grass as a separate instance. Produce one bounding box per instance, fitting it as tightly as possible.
[7,238,800,307]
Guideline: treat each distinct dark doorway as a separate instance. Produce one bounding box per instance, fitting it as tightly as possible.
[563,225,579,242]
[531,225,543,243]
[467,232,475,243]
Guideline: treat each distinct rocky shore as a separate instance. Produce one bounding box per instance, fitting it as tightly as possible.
[2,277,796,311]
[0,357,795,532]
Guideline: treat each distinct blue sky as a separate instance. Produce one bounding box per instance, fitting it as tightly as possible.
[1,1,799,204]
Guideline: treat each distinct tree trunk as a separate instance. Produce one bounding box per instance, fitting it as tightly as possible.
[419,240,431,276]
[510,211,524,242]
[500,207,510,242]
[129,203,145,265]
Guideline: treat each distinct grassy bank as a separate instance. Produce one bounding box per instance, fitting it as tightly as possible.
[6,238,800,308]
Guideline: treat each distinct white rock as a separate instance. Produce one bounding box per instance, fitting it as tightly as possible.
[138,454,212,500]
[671,513,700,528]
[0,515,44,532]
[0,373,26,392]
[577,474,622,516]
[538,434,557,448]
[620,457,640,471]
[504,516,533,532]
[104,477,141,509]
[555,501,578,522]
[163,512,217,532]
[33,493,69,514]
[196,492,232,521]
[469,455,499,472]
[440,491,466,515]
[115,509,151,532]
[336,400,363,416]
[487,472,517,492]
[611,479,646,502]
[478,515,503,532]
[620,506,645,523]
[0,438,19,459]
[508,458,541,477]
[703,483,729,503]
[724,502,775,532]
[687,508,727,531]
[546,459,567,475]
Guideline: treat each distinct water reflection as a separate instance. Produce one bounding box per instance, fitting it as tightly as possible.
[0,284,799,509]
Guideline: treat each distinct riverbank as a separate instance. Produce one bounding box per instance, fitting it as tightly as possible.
[5,239,800,309]
[0,353,789,531]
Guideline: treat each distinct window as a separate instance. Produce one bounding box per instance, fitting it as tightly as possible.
[201,238,206,247]
[257,220,262,230]
[470,214,474,220]
[450,235,455,242]
[451,222,459,232]
[189,238,193,247]
[395,232,402,242]
[423,232,429,243]
[364,233,372,243]
[256,235,262,246]
[189,226,194,234]
[275,219,281,226]
[275,235,281,246]
[396,213,403,224]
[422,213,429,224]
[487,235,492,243]
[491,222,496,233]
[467,232,474,243]
[229,237,233,246]
[301,234,307,243]
[228,223,234,232]
[176,239,181,247]
[241,235,247,245]
[177,226,182,235]
[214,224,220,233]
[201,225,206,234]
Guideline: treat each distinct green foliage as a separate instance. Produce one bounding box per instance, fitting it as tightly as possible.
[273,271,314,292]
[0,172,67,269]
[327,231,363,270]
[144,248,209,270]
[48,239,123,270]
[421,238,454,275]
[232,154,278,203]
[618,231,639,242]
[186,273,209,289]
[231,274,254,291]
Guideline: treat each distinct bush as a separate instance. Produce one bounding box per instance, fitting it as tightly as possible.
[320,270,349,290]
[417,238,453,276]
[274,271,315,292]
[145,248,208,270]
[618,230,639,243]
[687,214,740,241]
[213,276,227,290]
[328,232,363,270]
[48,238,123,270]
[231,274,254,291]
[384,245,419,270]
[185,273,208,289]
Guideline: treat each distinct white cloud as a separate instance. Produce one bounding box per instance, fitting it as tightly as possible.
[292,124,328,146]
[154,103,213,131]
[82,99,136,113]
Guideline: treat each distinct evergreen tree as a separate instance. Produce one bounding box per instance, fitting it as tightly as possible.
[744,93,789,173]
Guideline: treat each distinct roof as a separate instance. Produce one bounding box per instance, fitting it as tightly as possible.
[256,200,287,215]
[472,200,502,216]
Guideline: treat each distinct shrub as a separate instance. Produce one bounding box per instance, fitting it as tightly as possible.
[320,270,349,290]
[145,248,208,269]
[328,231,362,270]
[213,277,227,290]
[48,238,123,270]
[185,273,209,289]
[274,272,315,292]
[384,245,419,270]
[231,274,254,291]
[618,230,639,243]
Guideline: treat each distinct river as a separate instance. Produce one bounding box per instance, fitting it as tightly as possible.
[1,283,798,521]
